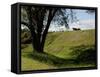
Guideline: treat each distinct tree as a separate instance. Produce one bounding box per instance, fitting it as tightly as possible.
[21,6,76,53]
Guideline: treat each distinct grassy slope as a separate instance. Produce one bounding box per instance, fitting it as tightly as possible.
[44,30,95,59]
[21,29,95,71]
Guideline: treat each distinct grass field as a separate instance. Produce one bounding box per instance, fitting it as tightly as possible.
[21,29,96,71]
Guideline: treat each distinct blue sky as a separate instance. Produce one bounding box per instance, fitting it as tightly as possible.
[49,9,95,31]
[69,9,95,30]
[21,8,95,31]
[75,9,95,20]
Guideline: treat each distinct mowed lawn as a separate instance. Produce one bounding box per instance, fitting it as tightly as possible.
[21,29,96,71]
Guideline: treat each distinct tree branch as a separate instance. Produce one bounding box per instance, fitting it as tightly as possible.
[41,8,58,49]
[44,8,58,34]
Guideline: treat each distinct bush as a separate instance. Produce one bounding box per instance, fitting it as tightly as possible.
[70,45,96,63]
[21,29,32,44]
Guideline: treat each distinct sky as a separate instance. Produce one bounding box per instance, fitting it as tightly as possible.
[49,9,95,31]
[21,8,95,32]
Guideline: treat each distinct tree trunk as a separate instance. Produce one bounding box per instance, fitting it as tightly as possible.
[31,9,58,53]
[24,7,58,53]
[32,41,43,53]
[30,30,44,53]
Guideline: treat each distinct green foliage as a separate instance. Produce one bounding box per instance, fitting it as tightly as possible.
[70,45,96,63]
[21,29,32,49]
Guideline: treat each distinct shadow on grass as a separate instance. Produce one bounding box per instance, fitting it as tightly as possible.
[70,45,96,64]
[23,51,77,67]
[22,44,96,67]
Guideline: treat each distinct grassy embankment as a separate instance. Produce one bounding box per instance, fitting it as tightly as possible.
[21,29,96,71]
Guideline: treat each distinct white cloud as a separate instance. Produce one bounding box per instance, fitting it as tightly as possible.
[21,19,95,32]
[69,19,95,30]
[49,18,95,32]
[48,24,67,32]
